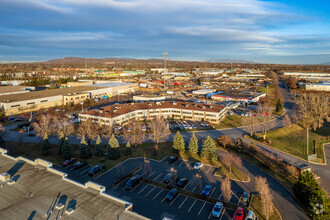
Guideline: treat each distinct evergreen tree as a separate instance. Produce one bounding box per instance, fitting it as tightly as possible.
[61,137,73,159]
[107,134,121,160]
[94,135,104,156]
[200,136,217,160]
[172,131,185,152]
[188,132,199,155]
[275,99,284,112]
[58,132,65,155]
[80,136,92,159]
[41,133,51,156]
[125,142,132,156]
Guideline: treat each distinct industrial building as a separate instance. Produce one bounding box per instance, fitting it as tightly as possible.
[0,86,36,96]
[133,95,167,102]
[306,82,330,91]
[211,91,266,103]
[79,101,228,126]
[0,82,138,115]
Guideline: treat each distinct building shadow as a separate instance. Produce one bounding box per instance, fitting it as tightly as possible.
[7,160,25,178]
[27,210,36,220]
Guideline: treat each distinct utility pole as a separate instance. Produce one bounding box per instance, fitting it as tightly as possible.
[307,127,309,160]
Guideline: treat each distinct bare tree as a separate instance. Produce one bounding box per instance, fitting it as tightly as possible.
[150,117,170,144]
[32,113,55,137]
[255,176,274,220]
[54,116,75,137]
[260,103,272,140]
[221,177,232,202]
[217,135,234,149]
[77,119,98,145]
[244,116,256,137]
[222,152,242,174]
[122,121,145,147]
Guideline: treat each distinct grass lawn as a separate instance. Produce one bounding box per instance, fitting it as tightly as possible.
[257,85,277,108]
[215,165,250,182]
[254,124,327,162]
[212,115,245,129]
[249,194,281,220]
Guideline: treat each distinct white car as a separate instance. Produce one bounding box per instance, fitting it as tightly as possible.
[200,122,209,127]
[188,125,193,129]
[194,162,203,170]
[183,124,189,129]
[212,202,223,218]
[244,210,256,220]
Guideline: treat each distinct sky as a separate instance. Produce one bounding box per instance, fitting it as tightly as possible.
[0,0,330,64]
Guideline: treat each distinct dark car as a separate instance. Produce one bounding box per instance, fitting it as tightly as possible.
[165,188,178,201]
[73,161,88,170]
[125,175,141,190]
[28,132,36,137]
[241,192,249,202]
[167,156,178,164]
[202,185,213,196]
[176,178,188,188]
[163,173,175,184]
[88,164,105,176]
[63,158,76,167]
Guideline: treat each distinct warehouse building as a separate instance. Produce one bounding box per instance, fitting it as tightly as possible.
[0,82,138,115]
[306,82,330,91]
[211,91,266,103]
[79,101,228,126]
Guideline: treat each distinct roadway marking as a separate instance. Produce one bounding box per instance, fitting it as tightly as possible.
[161,196,167,203]
[169,194,180,206]
[209,187,216,197]
[137,184,149,195]
[237,198,241,206]
[153,173,162,181]
[219,208,226,220]
[217,191,223,200]
[144,186,156,197]
[148,171,156,177]
[172,159,180,166]
[153,189,163,200]
[183,181,190,190]
[179,197,188,209]
[192,186,197,192]
[178,161,185,167]
[79,167,90,174]
[205,166,212,173]
[188,200,197,212]
[131,182,141,192]
[66,164,73,169]
[198,202,206,216]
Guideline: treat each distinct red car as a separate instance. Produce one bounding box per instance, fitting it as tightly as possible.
[63,158,76,167]
[233,207,244,220]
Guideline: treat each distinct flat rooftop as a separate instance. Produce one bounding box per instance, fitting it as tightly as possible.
[85,82,137,88]
[0,155,145,220]
[212,91,265,99]
[0,86,33,94]
[81,101,225,118]
[0,86,103,103]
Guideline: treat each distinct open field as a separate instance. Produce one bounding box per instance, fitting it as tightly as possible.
[254,124,328,162]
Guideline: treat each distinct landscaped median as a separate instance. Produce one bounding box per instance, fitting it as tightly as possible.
[250,123,328,163]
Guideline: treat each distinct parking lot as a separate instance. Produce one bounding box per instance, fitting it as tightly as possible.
[167,119,211,131]
[53,156,249,220]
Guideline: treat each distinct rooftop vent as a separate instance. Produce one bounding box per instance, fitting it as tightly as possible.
[173,102,177,105]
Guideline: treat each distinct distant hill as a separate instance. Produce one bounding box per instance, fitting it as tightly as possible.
[319,62,330,65]
[208,59,256,64]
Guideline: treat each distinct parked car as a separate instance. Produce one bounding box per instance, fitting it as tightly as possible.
[202,185,213,196]
[88,164,105,176]
[188,125,193,129]
[234,207,244,220]
[179,125,184,130]
[28,131,36,137]
[73,161,88,170]
[167,156,178,164]
[165,188,178,201]
[125,175,141,190]
[63,158,76,167]
[212,202,224,218]
[241,192,249,202]
[194,162,203,170]
[176,178,188,188]
[7,117,15,121]
[200,122,209,127]
[192,124,197,129]
[183,124,188,129]
[163,173,176,184]
[244,210,256,220]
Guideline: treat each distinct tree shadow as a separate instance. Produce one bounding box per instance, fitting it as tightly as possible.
[28,210,36,220]
[7,160,25,178]
[11,174,20,182]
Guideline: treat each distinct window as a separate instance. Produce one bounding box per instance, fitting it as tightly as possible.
[11,104,20,108]
[27,102,35,105]
[40,100,48,103]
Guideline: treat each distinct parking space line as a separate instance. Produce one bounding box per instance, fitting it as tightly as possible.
[148,171,156,177]
[208,209,213,219]
[237,198,241,205]
[172,159,180,166]
[219,208,226,220]
[178,160,184,167]
[217,191,223,200]
[66,164,73,169]
[153,189,163,200]
[198,202,206,216]
[183,181,190,190]
[130,183,141,192]
[137,184,149,195]
[192,186,197,192]
[169,194,180,206]
[206,166,212,173]
[153,173,162,181]
[145,186,156,197]
[209,187,216,197]
[188,200,197,212]
[179,197,188,209]
[79,167,90,174]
